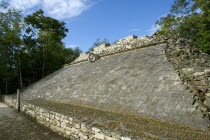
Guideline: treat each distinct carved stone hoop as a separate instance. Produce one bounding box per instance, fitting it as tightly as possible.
[88,53,99,63]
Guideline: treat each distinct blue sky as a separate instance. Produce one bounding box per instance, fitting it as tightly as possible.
[3,0,174,52]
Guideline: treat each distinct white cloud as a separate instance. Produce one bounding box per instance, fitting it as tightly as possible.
[147,25,161,36]
[7,0,93,19]
[145,13,167,36]
[9,0,41,10]
[66,44,77,48]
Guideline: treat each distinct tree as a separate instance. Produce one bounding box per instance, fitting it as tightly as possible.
[24,9,68,78]
[0,6,81,94]
[155,0,210,53]
[89,38,110,52]
[64,47,82,64]
[0,1,23,93]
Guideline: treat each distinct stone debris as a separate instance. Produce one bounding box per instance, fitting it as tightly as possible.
[2,34,210,139]
[72,35,167,63]
[165,37,210,123]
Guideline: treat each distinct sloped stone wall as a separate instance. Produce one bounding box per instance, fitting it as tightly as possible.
[165,38,210,126]
[72,34,210,128]
[8,34,210,130]
[20,42,209,130]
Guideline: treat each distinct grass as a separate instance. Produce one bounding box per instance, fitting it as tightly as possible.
[26,99,210,140]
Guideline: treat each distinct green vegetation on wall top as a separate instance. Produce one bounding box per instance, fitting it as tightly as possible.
[156,0,210,54]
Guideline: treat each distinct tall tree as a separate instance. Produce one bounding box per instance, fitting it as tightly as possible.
[64,47,82,64]
[156,0,210,53]
[0,2,23,93]
[24,9,68,78]
[0,6,81,94]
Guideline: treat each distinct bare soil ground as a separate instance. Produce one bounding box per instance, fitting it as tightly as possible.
[0,102,66,140]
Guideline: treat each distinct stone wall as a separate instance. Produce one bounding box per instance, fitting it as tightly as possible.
[20,42,209,130]
[73,35,167,63]
[73,34,210,128]
[3,34,210,131]
[1,96,133,140]
[165,38,210,124]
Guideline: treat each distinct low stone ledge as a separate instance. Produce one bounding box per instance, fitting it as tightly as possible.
[0,96,138,140]
[1,96,210,139]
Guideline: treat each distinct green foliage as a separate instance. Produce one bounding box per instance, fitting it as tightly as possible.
[0,1,24,93]
[89,38,110,52]
[156,0,210,53]
[24,9,70,77]
[63,47,82,64]
[0,6,81,94]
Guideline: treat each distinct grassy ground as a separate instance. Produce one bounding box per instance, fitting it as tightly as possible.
[27,99,210,140]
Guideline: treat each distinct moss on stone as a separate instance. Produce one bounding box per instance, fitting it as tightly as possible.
[26,99,210,140]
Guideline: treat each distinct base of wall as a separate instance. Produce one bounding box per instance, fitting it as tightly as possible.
[2,95,210,140]
[1,96,134,140]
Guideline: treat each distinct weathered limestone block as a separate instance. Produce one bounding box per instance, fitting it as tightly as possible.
[55,115,60,121]
[121,136,132,140]
[72,119,81,129]
[110,132,122,139]
[118,35,137,43]
[79,132,88,140]
[92,127,101,133]
[105,136,119,140]
[206,93,210,97]
[194,80,208,86]
[100,43,110,48]
[62,119,69,124]
[181,68,195,75]
[95,132,105,139]
[193,72,205,78]
[204,69,210,76]
[73,53,89,63]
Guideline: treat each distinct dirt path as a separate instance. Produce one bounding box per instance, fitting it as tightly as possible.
[0,102,66,140]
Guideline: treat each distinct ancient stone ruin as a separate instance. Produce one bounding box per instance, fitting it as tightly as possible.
[2,35,210,139]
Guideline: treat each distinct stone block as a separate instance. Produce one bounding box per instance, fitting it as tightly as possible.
[204,69,210,76]
[193,72,205,77]
[206,93,210,97]
[121,136,132,140]
[95,133,105,139]
[99,43,110,48]
[105,136,119,140]
[63,119,69,124]
[125,35,137,40]
[61,122,67,128]
[111,132,121,139]
[66,130,72,135]
[71,127,79,133]
[92,127,100,133]
[68,117,73,122]
[79,132,88,140]
[55,116,60,120]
